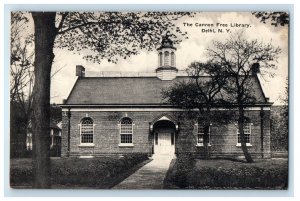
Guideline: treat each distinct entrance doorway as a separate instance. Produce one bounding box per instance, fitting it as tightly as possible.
[153,120,176,155]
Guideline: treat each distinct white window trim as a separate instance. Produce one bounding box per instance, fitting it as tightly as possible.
[118,118,135,146]
[79,143,95,147]
[236,143,252,147]
[236,122,253,147]
[118,143,134,147]
[196,123,212,147]
[78,120,96,145]
[196,143,212,147]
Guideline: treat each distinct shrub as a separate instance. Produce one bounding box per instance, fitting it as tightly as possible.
[167,153,196,188]
[10,164,33,186]
[165,159,288,189]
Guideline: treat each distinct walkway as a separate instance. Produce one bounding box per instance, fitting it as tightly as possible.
[113,155,174,189]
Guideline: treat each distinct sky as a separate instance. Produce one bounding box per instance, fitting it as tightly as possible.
[27,12,289,105]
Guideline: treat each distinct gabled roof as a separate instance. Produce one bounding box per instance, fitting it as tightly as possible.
[64,75,268,106]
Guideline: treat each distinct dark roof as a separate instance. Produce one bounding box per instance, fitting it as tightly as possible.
[65,76,268,105]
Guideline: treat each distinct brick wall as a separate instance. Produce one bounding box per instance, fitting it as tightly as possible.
[61,109,271,158]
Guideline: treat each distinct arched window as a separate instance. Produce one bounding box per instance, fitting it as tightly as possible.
[120,117,133,144]
[164,51,170,66]
[80,117,94,144]
[171,52,175,66]
[159,52,163,66]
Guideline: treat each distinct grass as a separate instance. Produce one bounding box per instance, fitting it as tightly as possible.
[164,157,288,189]
[10,154,150,189]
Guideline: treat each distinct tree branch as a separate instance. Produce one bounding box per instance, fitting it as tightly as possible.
[57,21,98,35]
[56,12,69,33]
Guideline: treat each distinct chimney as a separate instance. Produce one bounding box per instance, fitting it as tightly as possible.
[76,65,85,77]
[251,63,260,75]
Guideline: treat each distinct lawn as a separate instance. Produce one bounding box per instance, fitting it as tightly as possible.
[164,157,288,189]
[10,154,150,188]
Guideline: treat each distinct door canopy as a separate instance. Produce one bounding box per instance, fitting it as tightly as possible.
[149,115,178,133]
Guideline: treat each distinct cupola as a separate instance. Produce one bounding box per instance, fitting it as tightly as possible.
[156,34,178,80]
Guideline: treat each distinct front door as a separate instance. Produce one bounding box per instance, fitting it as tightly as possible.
[154,132,175,155]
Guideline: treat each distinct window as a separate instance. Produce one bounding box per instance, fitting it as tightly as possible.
[237,123,252,146]
[197,123,210,146]
[159,52,163,66]
[26,133,32,150]
[54,136,61,146]
[120,117,133,144]
[171,52,175,66]
[80,117,94,144]
[164,51,170,65]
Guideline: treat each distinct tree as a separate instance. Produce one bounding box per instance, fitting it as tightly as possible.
[270,78,288,152]
[207,32,281,162]
[252,12,289,27]
[10,12,34,157]
[164,32,281,163]
[26,11,192,188]
[10,12,65,158]
[163,62,228,159]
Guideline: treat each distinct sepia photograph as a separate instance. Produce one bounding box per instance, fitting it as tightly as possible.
[9,10,289,190]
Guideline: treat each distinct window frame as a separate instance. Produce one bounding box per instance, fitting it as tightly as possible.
[159,52,163,66]
[164,51,170,66]
[196,123,211,147]
[79,117,95,147]
[119,117,134,147]
[26,133,33,150]
[171,52,175,66]
[236,122,253,147]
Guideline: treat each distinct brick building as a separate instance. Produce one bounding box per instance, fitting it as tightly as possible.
[60,37,272,158]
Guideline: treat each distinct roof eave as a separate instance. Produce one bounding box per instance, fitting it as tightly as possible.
[58,103,273,108]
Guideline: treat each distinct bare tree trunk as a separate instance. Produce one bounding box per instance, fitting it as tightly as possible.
[238,107,253,163]
[31,12,57,188]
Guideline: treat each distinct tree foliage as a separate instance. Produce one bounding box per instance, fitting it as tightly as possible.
[270,106,288,152]
[252,12,289,27]
[207,32,281,106]
[270,78,288,152]
[163,62,229,114]
[163,62,230,159]
[55,12,191,63]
